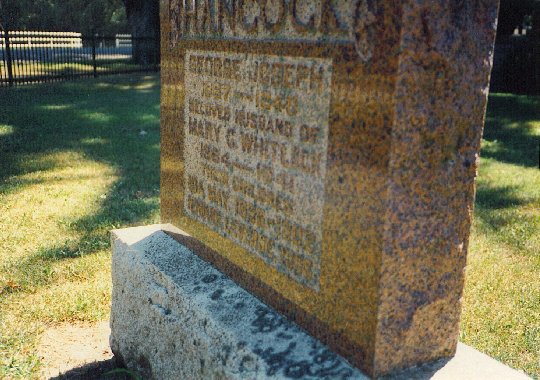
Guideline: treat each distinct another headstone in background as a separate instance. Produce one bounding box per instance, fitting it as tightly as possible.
[157,1,499,378]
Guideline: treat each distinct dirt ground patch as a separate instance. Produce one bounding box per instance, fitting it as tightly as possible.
[38,321,130,379]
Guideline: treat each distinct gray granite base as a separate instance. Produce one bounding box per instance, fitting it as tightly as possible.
[109,225,531,380]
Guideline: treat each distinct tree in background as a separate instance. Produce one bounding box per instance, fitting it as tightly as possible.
[122,0,159,65]
[533,6,540,94]
[0,0,160,65]
[497,0,540,40]
[494,0,540,94]
[0,0,159,65]
[0,0,128,35]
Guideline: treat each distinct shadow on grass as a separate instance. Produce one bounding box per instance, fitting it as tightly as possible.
[475,185,529,210]
[474,176,539,260]
[473,94,540,258]
[48,357,135,380]
[474,183,537,252]
[474,183,539,261]
[483,94,540,168]
[0,74,160,293]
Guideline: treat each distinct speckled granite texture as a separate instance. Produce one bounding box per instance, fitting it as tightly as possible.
[159,1,499,377]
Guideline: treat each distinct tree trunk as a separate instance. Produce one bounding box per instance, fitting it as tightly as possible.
[123,0,160,66]
[532,9,540,95]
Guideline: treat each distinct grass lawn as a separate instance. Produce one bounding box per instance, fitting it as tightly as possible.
[0,76,538,378]
[0,74,160,378]
[461,93,540,378]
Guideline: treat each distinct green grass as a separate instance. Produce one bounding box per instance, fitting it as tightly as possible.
[0,77,538,378]
[0,74,160,378]
[461,94,540,378]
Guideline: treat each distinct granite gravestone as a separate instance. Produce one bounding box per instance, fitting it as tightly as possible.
[160,1,499,377]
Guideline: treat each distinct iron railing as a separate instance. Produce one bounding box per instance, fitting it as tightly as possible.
[0,31,159,87]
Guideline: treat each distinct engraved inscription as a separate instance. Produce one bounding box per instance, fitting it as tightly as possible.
[184,50,332,289]
[168,0,376,61]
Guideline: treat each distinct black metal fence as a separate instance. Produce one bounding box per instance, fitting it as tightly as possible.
[0,31,159,87]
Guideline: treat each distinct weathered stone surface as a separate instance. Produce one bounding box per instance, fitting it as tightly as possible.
[110,224,366,379]
[159,1,499,376]
[110,225,531,380]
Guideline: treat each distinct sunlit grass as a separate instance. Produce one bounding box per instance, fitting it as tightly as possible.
[461,93,540,378]
[0,124,14,137]
[0,74,160,378]
[1,152,115,263]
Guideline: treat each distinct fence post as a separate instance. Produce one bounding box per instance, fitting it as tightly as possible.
[91,33,97,78]
[4,29,14,87]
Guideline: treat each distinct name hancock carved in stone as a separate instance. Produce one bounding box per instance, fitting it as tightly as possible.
[167,0,376,61]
